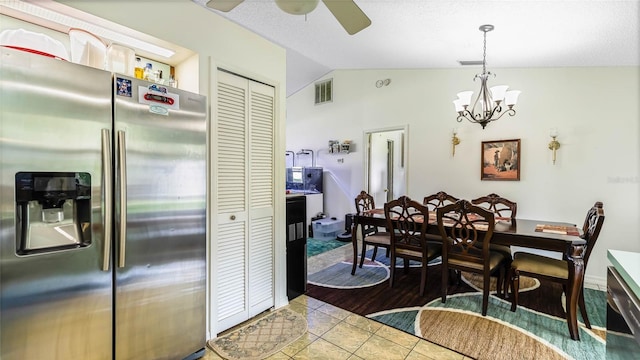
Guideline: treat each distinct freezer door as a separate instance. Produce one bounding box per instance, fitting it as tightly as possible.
[0,48,113,359]
[113,76,207,359]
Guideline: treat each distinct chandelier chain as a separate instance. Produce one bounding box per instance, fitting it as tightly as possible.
[482,30,487,75]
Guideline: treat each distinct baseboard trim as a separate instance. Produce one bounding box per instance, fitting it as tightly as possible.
[584,274,606,289]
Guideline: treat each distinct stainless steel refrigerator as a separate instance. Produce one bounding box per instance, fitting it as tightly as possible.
[0,47,207,360]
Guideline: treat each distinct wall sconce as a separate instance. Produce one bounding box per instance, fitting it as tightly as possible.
[452,128,461,157]
[548,128,561,164]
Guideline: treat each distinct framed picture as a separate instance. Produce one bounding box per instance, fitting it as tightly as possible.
[481,139,521,181]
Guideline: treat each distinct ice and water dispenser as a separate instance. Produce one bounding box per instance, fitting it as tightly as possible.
[15,172,92,255]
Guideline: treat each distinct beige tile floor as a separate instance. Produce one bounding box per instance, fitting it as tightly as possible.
[203,241,606,360]
[202,294,471,360]
[203,243,472,360]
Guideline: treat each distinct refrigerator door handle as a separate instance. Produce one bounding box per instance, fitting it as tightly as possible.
[117,130,127,268]
[101,129,112,271]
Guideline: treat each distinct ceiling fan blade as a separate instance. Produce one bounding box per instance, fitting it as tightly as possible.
[322,0,371,35]
[206,0,245,12]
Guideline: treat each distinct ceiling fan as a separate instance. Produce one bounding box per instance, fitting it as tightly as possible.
[206,0,372,35]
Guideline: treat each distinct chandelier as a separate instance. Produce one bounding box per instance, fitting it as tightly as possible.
[453,25,521,129]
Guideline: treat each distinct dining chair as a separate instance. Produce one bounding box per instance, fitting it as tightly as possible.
[509,202,605,332]
[423,191,460,211]
[470,193,518,219]
[437,200,508,316]
[355,190,391,268]
[423,191,460,242]
[385,196,442,297]
[471,193,517,295]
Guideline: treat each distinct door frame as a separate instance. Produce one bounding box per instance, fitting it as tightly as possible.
[363,125,408,205]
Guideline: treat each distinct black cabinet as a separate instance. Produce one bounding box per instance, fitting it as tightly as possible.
[286,195,307,300]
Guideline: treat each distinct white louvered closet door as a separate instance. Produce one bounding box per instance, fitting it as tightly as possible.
[247,81,275,316]
[214,70,275,332]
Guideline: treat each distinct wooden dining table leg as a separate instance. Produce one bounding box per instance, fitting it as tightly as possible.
[351,221,359,275]
[566,244,586,341]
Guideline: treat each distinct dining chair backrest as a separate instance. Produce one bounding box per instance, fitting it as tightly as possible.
[384,196,430,255]
[437,200,496,269]
[355,190,375,215]
[580,201,605,266]
[471,193,517,219]
[423,191,459,212]
[355,190,382,236]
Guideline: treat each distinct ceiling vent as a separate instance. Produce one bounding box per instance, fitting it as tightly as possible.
[458,60,484,66]
[314,79,333,105]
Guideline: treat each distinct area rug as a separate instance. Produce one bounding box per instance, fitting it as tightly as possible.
[207,308,307,360]
[308,248,441,289]
[307,257,606,360]
[307,237,349,257]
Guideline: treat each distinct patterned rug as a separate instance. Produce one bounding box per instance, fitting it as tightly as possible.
[307,252,607,360]
[207,308,307,360]
[308,248,440,289]
[307,237,349,257]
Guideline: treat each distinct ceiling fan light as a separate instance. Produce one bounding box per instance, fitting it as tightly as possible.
[275,0,320,15]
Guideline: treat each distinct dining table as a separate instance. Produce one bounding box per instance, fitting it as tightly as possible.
[350,209,587,341]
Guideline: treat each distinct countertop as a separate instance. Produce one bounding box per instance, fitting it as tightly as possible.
[608,249,640,299]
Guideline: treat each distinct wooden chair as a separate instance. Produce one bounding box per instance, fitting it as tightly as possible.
[355,190,391,268]
[509,202,605,334]
[423,191,460,211]
[437,200,508,316]
[385,196,442,296]
[423,191,460,242]
[471,193,517,295]
[471,193,518,219]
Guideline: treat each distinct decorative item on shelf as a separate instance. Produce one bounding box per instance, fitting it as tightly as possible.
[328,140,352,154]
[329,140,340,154]
[341,140,352,153]
[453,25,521,129]
[548,128,561,164]
[451,128,460,157]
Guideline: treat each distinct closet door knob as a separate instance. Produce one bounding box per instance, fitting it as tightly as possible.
[230,215,236,220]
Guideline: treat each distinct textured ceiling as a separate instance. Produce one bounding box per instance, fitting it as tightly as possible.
[194,0,640,96]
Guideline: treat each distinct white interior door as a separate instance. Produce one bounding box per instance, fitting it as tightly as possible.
[366,129,406,206]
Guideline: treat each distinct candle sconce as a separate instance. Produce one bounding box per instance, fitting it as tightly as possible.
[548,128,561,164]
[452,128,460,157]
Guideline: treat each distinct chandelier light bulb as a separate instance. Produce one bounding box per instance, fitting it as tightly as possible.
[505,90,521,107]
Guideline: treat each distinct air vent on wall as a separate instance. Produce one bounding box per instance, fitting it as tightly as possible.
[315,79,332,105]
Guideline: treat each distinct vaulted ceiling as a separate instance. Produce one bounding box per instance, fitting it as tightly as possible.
[195,0,640,96]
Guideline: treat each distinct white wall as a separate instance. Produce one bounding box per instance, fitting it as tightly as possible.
[286,66,640,285]
[56,0,288,338]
